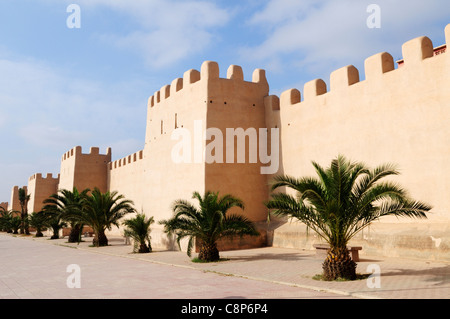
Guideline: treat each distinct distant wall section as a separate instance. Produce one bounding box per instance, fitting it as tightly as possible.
[59,146,111,193]
[27,173,59,213]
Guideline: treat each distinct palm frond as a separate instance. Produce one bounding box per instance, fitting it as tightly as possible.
[267,155,432,250]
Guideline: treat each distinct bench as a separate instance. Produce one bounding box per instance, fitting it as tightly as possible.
[313,244,362,262]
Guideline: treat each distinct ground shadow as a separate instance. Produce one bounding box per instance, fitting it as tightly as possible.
[225,252,314,262]
[379,264,450,286]
[358,258,384,262]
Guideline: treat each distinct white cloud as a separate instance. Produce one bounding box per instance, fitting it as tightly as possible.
[241,0,450,86]
[76,0,231,68]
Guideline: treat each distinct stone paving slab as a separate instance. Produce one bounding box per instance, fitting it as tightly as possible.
[0,233,353,299]
[1,233,449,299]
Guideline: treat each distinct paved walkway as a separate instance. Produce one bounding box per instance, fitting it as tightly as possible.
[1,233,449,299]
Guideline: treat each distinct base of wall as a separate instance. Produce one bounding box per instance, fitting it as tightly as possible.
[129,222,271,253]
[270,220,450,262]
[199,222,270,252]
[62,226,94,237]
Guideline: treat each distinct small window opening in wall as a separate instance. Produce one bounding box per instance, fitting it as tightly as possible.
[161,120,164,135]
[253,104,256,107]
[224,101,227,105]
[175,113,178,129]
[210,100,213,104]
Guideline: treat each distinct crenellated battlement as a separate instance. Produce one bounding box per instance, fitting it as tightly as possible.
[28,173,60,182]
[147,61,268,109]
[61,146,112,162]
[109,150,144,170]
[277,24,450,110]
[0,202,8,210]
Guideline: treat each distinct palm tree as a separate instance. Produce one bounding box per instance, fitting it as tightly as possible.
[160,191,260,262]
[41,209,67,239]
[0,210,14,233]
[266,155,431,280]
[10,216,22,234]
[78,188,136,247]
[43,188,89,243]
[18,188,30,234]
[123,213,154,253]
[28,212,48,237]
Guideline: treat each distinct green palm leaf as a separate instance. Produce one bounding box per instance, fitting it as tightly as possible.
[266,155,431,280]
[160,191,259,261]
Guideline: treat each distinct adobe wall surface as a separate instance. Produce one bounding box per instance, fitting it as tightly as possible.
[59,146,111,193]
[202,61,270,224]
[107,62,273,250]
[267,25,450,261]
[107,150,145,229]
[27,173,59,213]
[0,202,8,211]
[8,185,27,213]
[106,66,210,249]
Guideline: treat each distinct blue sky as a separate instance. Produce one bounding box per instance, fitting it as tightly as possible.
[0,0,449,203]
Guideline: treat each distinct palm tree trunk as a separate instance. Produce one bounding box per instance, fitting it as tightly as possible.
[198,241,220,262]
[68,224,81,243]
[51,226,60,239]
[93,229,108,247]
[138,242,150,253]
[322,246,356,281]
[20,212,25,234]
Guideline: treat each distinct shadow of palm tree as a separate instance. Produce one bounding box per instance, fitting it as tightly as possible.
[380,264,450,286]
[226,252,314,262]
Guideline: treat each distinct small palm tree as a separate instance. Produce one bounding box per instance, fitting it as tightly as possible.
[123,213,154,253]
[43,188,90,243]
[28,212,48,237]
[78,188,136,247]
[0,210,14,233]
[10,216,22,234]
[266,155,431,281]
[18,188,30,234]
[160,191,260,262]
[42,209,67,239]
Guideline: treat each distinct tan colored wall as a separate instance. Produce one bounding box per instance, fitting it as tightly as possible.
[8,185,27,214]
[106,66,209,249]
[202,62,270,223]
[27,173,59,213]
[107,150,145,232]
[108,62,272,250]
[0,202,8,211]
[59,146,111,193]
[108,150,145,210]
[267,25,450,261]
